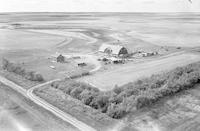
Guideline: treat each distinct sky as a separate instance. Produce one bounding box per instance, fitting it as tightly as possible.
[0,0,199,12]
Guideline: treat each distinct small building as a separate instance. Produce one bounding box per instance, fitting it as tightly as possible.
[78,62,87,67]
[112,58,125,64]
[57,54,65,63]
[141,51,158,57]
[99,44,128,56]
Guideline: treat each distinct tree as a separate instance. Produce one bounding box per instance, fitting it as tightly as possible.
[113,85,122,94]
[2,59,45,82]
[2,58,9,69]
[70,87,84,99]
[96,94,109,113]
[107,103,126,119]
[35,74,44,82]
[80,90,94,105]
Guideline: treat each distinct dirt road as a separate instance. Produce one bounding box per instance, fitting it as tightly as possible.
[0,76,96,131]
[79,53,200,91]
[27,80,96,131]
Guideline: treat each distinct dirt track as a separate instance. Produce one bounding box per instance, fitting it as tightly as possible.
[79,53,200,91]
[0,80,78,131]
[0,76,96,131]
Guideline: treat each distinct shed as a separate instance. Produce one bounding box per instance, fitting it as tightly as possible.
[57,54,65,63]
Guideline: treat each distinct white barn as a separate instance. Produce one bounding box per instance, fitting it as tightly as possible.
[99,44,128,56]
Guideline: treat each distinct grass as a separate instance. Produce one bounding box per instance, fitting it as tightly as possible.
[0,48,94,81]
[0,82,78,131]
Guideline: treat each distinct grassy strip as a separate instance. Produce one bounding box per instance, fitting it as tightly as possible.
[34,85,116,131]
[0,70,38,89]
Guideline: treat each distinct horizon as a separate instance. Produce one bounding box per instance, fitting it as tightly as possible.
[1,12,200,14]
[0,0,199,12]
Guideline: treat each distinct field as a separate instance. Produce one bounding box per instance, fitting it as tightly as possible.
[0,29,65,50]
[0,12,200,131]
[1,13,200,82]
[0,45,94,82]
[79,53,200,90]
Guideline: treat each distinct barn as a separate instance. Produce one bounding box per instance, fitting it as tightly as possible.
[99,44,128,56]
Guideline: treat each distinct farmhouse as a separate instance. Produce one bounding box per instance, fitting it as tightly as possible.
[99,44,128,56]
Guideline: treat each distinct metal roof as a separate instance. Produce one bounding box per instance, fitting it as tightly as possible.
[99,44,125,55]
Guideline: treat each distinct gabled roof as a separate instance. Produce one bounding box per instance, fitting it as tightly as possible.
[99,44,125,55]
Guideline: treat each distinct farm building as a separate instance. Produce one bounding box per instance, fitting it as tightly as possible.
[56,54,65,63]
[141,51,158,57]
[99,44,128,56]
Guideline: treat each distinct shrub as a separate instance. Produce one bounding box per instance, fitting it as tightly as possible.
[2,59,44,82]
[113,85,122,94]
[96,94,109,112]
[89,95,99,109]
[107,103,127,119]
[2,58,9,69]
[80,90,95,105]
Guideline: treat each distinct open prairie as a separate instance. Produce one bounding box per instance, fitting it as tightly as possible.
[6,12,199,47]
[1,13,200,81]
[0,29,65,50]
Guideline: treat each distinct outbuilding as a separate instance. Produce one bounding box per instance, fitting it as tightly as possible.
[56,54,65,63]
[99,44,128,56]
